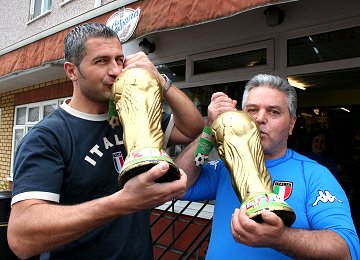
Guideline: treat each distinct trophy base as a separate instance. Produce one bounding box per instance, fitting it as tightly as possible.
[118,147,180,188]
[240,192,296,227]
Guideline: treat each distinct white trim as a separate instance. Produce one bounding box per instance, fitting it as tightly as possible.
[29,0,36,19]
[11,191,60,206]
[0,0,139,56]
[27,10,52,25]
[60,99,108,121]
[94,0,102,8]
[286,57,360,76]
[60,0,74,8]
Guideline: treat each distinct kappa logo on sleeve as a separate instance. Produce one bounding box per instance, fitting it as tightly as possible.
[312,190,342,206]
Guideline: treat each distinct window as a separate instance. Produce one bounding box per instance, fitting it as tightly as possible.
[156,60,186,83]
[188,40,274,83]
[10,98,64,178]
[182,81,246,116]
[29,0,52,20]
[193,49,267,75]
[288,26,360,67]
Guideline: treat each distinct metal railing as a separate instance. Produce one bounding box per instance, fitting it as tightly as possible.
[151,200,213,259]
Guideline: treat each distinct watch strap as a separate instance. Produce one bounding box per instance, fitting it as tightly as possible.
[161,74,172,93]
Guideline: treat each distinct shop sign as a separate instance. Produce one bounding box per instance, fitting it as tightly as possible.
[106,7,140,43]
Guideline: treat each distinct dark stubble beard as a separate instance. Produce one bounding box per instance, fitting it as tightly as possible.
[77,66,110,105]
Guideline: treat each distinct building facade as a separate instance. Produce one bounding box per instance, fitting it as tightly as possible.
[0,0,359,241]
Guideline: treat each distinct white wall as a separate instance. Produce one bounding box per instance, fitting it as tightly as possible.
[0,0,91,50]
[0,0,125,51]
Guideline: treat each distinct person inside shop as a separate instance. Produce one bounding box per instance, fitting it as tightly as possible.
[175,74,359,259]
[304,128,340,179]
[7,22,204,259]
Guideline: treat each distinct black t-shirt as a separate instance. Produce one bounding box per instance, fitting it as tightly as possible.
[12,101,172,259]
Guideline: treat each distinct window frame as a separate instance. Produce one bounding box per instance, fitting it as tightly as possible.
[29,0,52,21]
[187,39,274,88]
[279,18,360,78]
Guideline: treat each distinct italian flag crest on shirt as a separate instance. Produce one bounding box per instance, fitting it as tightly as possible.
[273,181,293,200]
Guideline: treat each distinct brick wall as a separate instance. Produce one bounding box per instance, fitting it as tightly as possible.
[0,78,72,191]
[0,89,15,190]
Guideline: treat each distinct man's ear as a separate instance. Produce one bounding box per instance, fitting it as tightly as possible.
[64,62,78,81]
[288,116,297,136]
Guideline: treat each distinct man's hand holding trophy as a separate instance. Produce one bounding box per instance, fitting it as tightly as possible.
[111,68,180,188]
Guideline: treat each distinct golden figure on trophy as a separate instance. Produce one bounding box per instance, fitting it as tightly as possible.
[211,110,296,226]
[111,68,180,187]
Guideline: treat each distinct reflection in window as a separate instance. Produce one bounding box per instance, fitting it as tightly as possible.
[30,0,52,20]
[194,49,267,75]
[13,129,25,156]
[44,104,56,117]
[181,81,246,116]
[156,60,186,82]
[288,26,360,66]
[16,107,26,125]
[28,107,40,122]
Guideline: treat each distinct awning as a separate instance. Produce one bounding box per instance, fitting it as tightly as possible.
[0,0,295,89]
[130,0,293,39]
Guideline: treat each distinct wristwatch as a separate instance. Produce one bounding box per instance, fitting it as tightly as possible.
[160,74,172,93]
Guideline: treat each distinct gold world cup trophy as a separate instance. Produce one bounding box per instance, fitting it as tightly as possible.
[211,110,296,226]
[111,68,180,188]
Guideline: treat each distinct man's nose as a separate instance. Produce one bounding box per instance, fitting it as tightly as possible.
[108,60,122,76]
[255,110,266,124]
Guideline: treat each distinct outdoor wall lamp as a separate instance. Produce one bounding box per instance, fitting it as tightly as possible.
[264,5,285,27]
[139,38,156,54]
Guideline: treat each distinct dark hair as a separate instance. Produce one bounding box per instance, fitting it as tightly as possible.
[241,74,297,118]
[64,22,119,67]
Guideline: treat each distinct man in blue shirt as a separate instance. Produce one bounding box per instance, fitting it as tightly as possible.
[176,74,359,259]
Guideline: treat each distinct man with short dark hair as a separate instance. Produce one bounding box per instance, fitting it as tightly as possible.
[8,22,204,259]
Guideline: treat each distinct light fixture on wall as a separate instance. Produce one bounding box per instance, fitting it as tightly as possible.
[340,107,351,113]
[139,38,155,55]
[287,77,306,90]
[264,5,285,27]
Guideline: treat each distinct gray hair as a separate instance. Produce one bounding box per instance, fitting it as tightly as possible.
[64,22,119,67]
[241,74,297,118]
